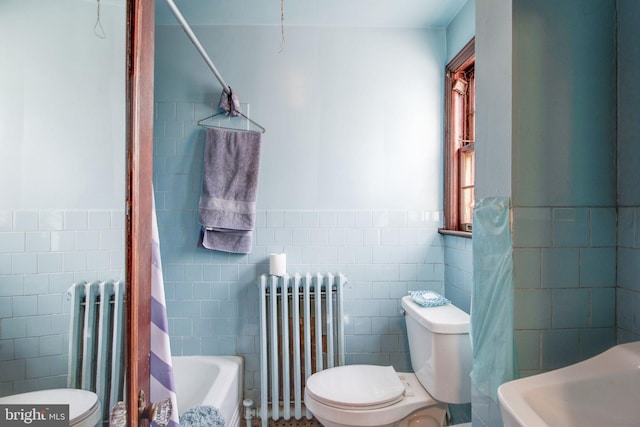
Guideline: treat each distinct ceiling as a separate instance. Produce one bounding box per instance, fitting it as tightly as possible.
[155,0,468,28]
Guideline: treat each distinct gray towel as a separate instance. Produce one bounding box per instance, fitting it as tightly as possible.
[198,127,262,254]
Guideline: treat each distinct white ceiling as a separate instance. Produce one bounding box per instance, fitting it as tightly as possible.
[155,0,468,28]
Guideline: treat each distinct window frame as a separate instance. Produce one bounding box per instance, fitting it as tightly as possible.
[442,38,475,236]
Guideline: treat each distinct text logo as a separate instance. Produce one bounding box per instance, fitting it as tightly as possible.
[0,405,68,426]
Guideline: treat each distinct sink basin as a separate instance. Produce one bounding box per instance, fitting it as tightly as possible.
[498,341,640,427]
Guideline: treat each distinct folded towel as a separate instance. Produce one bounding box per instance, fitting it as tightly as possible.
[199,228,254,254]
[198,127,262,254]
[409,290,450,307]
[179,405,225,427]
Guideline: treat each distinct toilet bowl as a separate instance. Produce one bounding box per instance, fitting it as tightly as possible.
[304,295,471,427]
[0,389,102,427]
[304,365,447,427]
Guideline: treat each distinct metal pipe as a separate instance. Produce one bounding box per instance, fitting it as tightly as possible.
[243,399,255,427]
[258,277,269,427]
[163,0,230,94]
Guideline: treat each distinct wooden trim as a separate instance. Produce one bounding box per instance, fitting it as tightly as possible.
[444,38,475,231]
[447,38,475,73]
[443,70,459,231]
[126,0,155,425]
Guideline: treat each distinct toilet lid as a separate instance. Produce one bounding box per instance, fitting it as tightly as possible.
[306,365,405,409]
[0,389,101,426]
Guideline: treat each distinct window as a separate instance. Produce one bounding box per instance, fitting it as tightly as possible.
[443,38,475,234]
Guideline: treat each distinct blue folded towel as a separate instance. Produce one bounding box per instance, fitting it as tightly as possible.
[409,290,450,307]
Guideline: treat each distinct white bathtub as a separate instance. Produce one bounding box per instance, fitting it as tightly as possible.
[172,355,244,427]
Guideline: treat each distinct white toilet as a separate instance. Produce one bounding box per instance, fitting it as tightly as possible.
[304,295,472,427]
[0,389,102,427]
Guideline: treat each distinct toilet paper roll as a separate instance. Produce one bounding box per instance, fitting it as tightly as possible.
[269,253,286,276]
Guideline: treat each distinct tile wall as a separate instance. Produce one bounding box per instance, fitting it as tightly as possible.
[443,235,472,314]
[156,205,445,402]
[0,209,125,396]
[617,207,640,342]
[153,101,447,401]
[617,0,640,345]
[512,206,617,376]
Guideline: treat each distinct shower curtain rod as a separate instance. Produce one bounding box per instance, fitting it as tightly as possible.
[164,0,230,94]
[163,0,266,133]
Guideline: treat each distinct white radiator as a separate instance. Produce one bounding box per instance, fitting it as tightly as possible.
[67,280,126,424]
[258,273,347,426]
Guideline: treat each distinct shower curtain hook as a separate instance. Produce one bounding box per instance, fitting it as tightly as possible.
[94,0,106,39]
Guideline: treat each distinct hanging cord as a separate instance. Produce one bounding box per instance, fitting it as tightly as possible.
[94,0,106,39]
[278,0,286,53]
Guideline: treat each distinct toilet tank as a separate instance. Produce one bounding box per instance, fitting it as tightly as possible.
[401,295,472,404]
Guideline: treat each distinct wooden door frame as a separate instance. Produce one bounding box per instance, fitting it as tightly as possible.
[126,0,155,425]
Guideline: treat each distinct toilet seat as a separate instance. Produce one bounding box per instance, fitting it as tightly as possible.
[0,389,102,427]
[305,365,405,410]
[304,370,446,427]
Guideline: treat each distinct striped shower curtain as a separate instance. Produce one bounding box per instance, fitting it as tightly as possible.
[150,194,180,426]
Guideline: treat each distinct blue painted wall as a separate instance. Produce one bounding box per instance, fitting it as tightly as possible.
[617,0,640,343]
[443,0,475,315]
[154,1,640,425]
[473,0,622,426]
[446,0,476,63]
[153,24,448,401]
[511,0,617,373]
[0,0,126,396]
[154,26,445,211]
